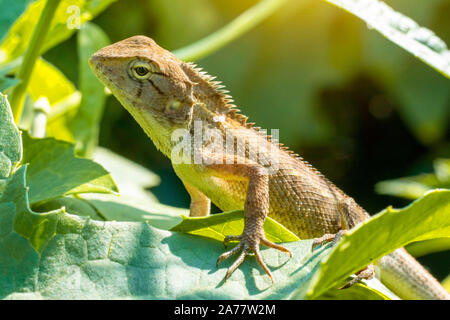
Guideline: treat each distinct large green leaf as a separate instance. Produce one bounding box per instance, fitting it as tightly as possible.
[305,189,450,299]
[70,22,110,156]
[0,204,387,299]
[0,161,388,299]
[0,0,117,64]
[0,93,21,179]
[171,210,300,243]
[21,132,118,204]
[323,0,450,78]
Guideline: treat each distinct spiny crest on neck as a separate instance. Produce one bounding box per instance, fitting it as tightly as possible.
[182,62,251,127]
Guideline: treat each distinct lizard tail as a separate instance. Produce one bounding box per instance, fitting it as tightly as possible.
[378,247,450,300]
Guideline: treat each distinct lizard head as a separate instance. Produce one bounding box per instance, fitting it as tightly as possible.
[89,35,197,155]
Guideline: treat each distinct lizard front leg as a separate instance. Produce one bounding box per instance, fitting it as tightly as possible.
[202,156,292,281]
[182,180,211,217]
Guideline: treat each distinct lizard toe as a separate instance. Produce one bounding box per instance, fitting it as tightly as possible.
[254,246,274,282]
[217,232,291,282]
[216,242,243,267]
[224,246,250,280]
[223,234,242,247]
[260,237,292,257]
[339,264,375,289]
[312,230,347,252]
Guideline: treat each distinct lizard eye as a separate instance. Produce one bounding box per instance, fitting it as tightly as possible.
[129,60,158,80]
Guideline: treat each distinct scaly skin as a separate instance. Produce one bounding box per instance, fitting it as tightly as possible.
[89,36,449,300]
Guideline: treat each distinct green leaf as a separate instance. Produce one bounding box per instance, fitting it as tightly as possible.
[375,159,450,199]
[313,281,392,300]
[323,0,450,78]
[21,132,118,204]
[0,0,117,64]
[0,203,386,299]
[0,93,22,179]
[71,22,110,156]
[0,165,64,253]
[171,210,300,243]
[305,189,450,299]
[78,192,187,230]
[406,237,450,258]
[33,196,103,221]
[0,0,29,39]
[442,274,450,292]
[0,161,389,299]
[92,147,160,192]
[0,76,19,92]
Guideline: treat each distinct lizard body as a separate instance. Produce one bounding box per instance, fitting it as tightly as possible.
[89,36,449,300]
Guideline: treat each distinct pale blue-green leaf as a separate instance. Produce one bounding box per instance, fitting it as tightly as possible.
[21,133,118,204]
[0,166,388,299]
[92,147,160,192]
[78,192,186,230]
[0,165,65,253]
[32,196,103,221]
[0,93,22,179]
[0,76,19,91]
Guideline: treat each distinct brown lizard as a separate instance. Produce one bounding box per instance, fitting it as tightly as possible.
[89,36,450,300]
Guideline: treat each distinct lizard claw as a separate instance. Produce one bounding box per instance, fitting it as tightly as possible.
[216,233,292,282]
[339,264,375,289]
[311,231,375,289]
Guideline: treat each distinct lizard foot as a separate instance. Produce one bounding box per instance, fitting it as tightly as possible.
[339,264,375,289]
[216,234,292,282]
[311,230,375,289]
[311,230,347,252]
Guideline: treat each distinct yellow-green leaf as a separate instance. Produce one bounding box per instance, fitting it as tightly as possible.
[305,189,450,299]
[171,210,300,243]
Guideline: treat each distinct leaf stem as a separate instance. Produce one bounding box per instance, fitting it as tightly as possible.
[173,0,287,61]
[9,0,62,124]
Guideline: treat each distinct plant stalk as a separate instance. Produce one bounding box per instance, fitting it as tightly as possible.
[173,0,287,61]
[10,0,61,124]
